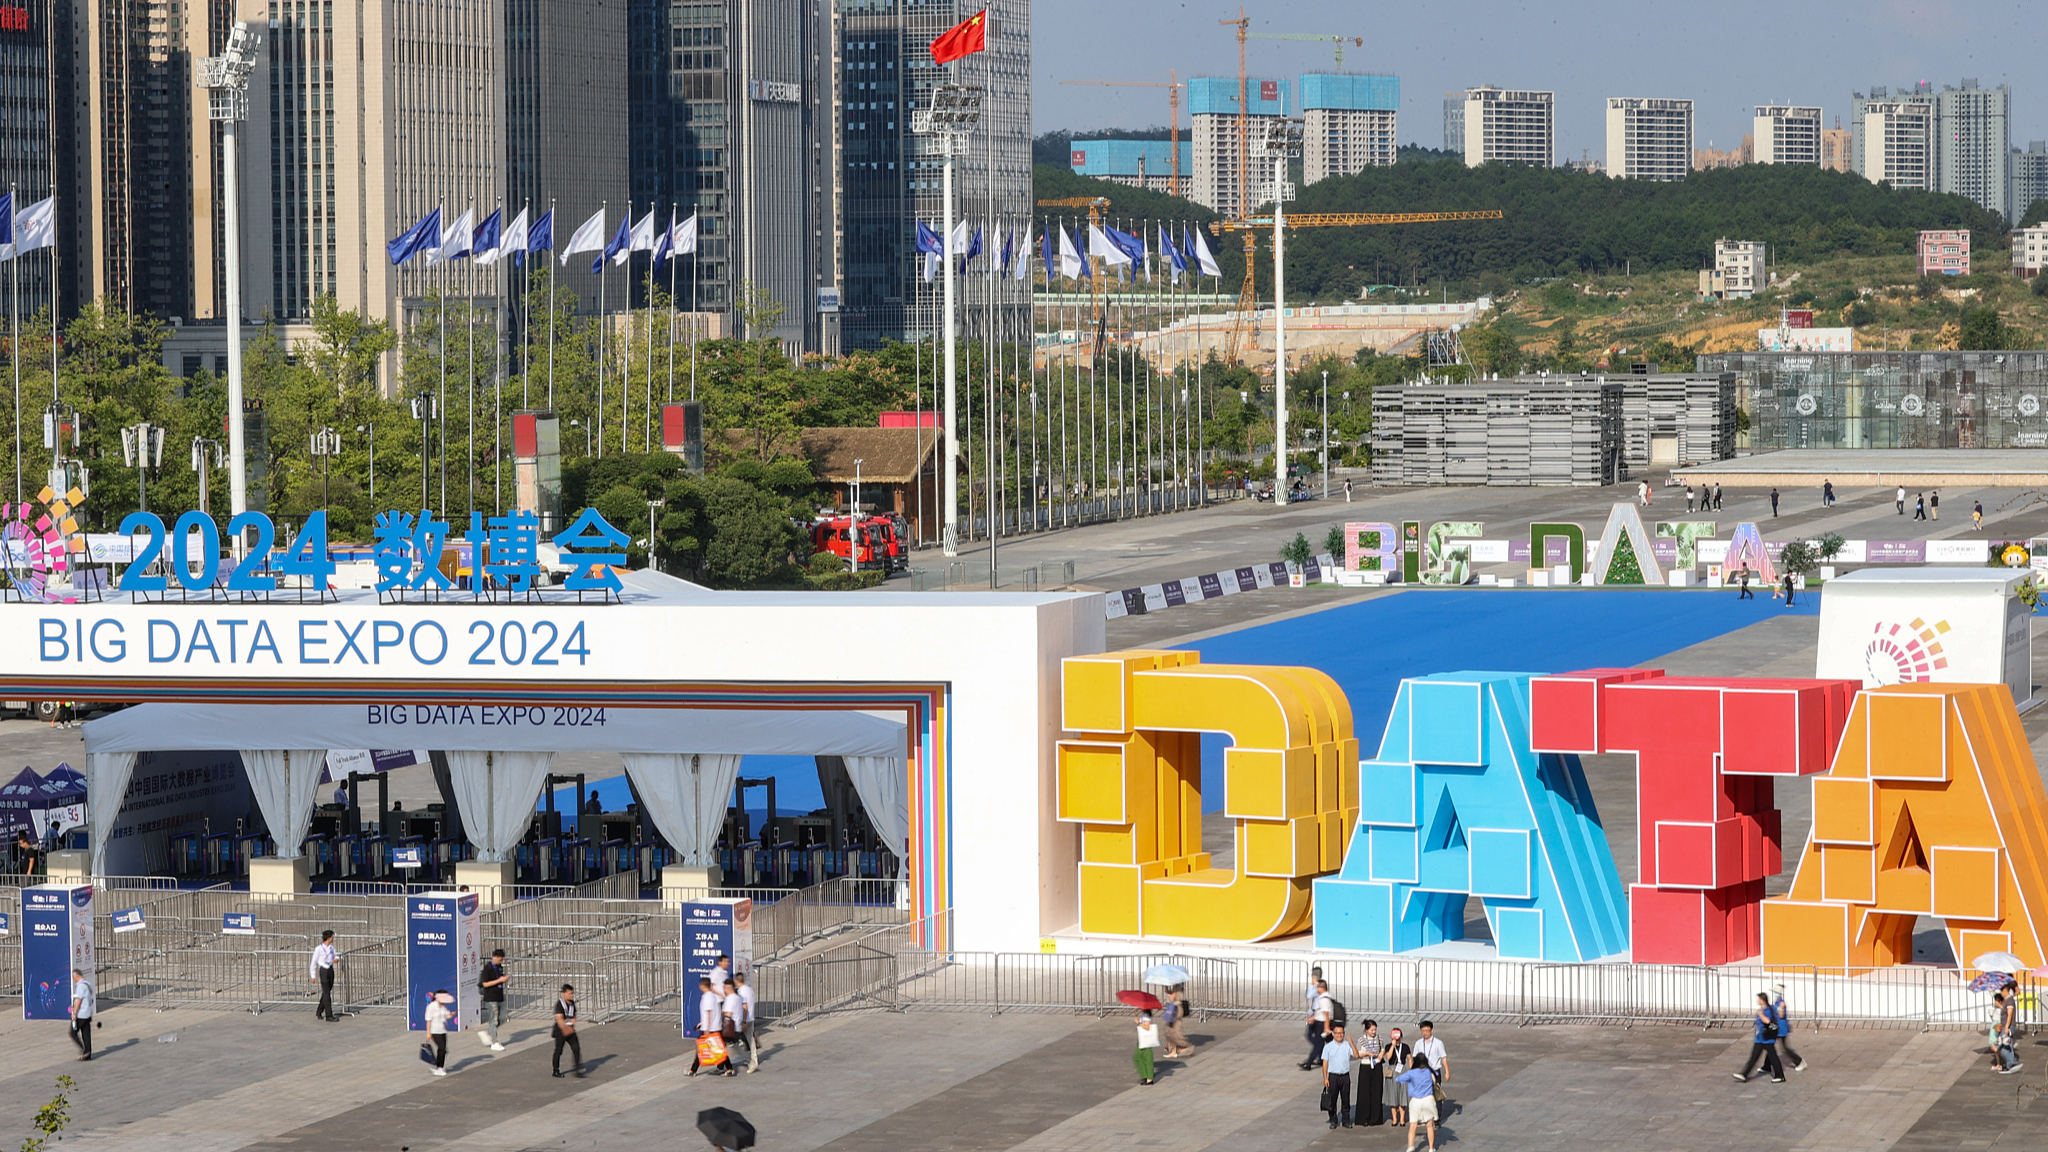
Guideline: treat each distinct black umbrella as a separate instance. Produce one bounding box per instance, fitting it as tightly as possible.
[697,1107,756,1150]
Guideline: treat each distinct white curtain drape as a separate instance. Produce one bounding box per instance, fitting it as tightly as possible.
[621,753,742,868]
[86,751,139,877]
[442,751,556,862]
[843,755,908,857]
[239,749,331,860]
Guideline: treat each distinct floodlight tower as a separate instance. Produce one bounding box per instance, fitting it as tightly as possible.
[911,83,983,558]
[1253,118,1303,505]
[200,22,261,519]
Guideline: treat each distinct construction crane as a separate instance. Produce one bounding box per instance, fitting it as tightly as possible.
[1248,32,1363,69]
[1058,73,1183,197]
[1215,210,1507,364]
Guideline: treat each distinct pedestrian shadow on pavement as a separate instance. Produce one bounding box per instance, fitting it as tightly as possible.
[86,1039,140,1062]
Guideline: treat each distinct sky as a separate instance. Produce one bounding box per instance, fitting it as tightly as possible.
[1031,0,2048,161]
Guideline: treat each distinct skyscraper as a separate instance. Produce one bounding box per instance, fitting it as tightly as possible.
[1605,97,1692,181]
[1460,86,1553,167]
[507,0,626,313]
[2012,142,2048,223]
[77,0,191,320]
[1442,92,1464,156]
[1931,79,2010,221]
[1752,106,1821,166]
[1850,88,1934,192]
[1300,73,1397,184]
[0,1,71,319]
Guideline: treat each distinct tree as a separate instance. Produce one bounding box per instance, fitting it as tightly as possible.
[1279,531,1313,567]
[1462,326,1522,376]
[1959,307,2021,351]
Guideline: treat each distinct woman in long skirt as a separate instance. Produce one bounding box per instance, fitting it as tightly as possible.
[1134,1011,1159,1085]
[1354,1019,1386,1126]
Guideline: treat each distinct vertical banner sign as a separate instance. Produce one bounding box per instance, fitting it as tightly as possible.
[679,898,754,1038]
[22,883,91,1020]
[406,891,481,1032]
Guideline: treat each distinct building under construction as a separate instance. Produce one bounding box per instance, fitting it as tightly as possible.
[1369,371,1736,486]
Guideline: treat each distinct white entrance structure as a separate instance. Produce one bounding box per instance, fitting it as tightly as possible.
[0,571,1103,951]
[1816,568,2034,712]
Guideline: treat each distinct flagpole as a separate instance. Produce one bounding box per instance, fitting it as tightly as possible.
[494,199,505,515]
[437,197,448,516]
[466,203,477,521]
[597,199,608,458]
[8,183,17,505]
[689,231,698,402]
[546,199,557,412]
[644,228,655,453]
[522,198,532,408]
[666,209,677,405]
[618,198,630,456]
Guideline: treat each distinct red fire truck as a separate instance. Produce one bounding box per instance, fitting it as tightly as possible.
[809,515,908,574]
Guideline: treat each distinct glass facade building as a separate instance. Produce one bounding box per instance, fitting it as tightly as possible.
[1700,351,2048,450]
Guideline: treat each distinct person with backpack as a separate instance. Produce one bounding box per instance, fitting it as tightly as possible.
[1993,991,2023,1074]
[1381,1026,1413,1126]
[1299,967,1326,1069]
[1301,977,1336,1069]
[1769,983,1806,1072]
[1734,992,1785,1083]
[1159,986,1192,1057]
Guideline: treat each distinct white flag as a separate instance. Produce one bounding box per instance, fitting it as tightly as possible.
[948,219,970,256]
[617,209,657,264]
[1014,223,1033,281]
[1191,226,1220,277]
[1058,226,1083,280]
[479,208,528,265]
[3,197,54,260]
[675,212,699,255]
[560,208,607,265]
[1090,225,1131,267]
[425,208,474,264]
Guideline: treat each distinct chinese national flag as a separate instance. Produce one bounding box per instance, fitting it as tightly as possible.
[929,10,988,64]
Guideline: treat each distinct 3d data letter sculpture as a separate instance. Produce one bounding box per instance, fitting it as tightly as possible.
[1531,669,1856,964]
[1059,650,1358,941]
[1314,672,1630,961]
[1764,683,2048,969]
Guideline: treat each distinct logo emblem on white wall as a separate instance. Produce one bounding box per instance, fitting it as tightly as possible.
[1794,394,1818,416]
[1863,618,1950,687]
[2021,394,2040,417]
[1900,394,1926,416]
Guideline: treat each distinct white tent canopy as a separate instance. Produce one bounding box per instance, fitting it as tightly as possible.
[81,703,909,874]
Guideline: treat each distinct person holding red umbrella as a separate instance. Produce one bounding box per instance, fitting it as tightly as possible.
[1120,989,1163,1085]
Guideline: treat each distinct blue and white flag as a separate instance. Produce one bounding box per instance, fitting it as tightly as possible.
[997,229,1013,274]
[1098,224,1145,268]
[469,208,504,265]
[1040,226,1056,282]
[674,212,699,256]
[618,209,657,265]
[1014,223,1033,282]
[596,212,631,274]
[486,207,529,266]
[0,193,15,248]
[529,209,555,256]
[958,224,983,273]
[387,207,442,266]
[1160,225,1185,283]
[916,220,943,282]
[425,207,475,264]
[652,208,675,269]
[1189,224,1220,277]
[560,208,606,267]
[0,193,44,260]
[1058,226,1085,281]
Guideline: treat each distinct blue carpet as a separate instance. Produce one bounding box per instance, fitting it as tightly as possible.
[1180,588,1821,811]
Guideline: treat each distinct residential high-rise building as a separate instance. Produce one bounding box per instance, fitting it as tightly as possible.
[1753,106,1821,165]
[1821,120,1852,172]
[1693,137,1751,170]
[1189,75,1288,213]
[1849,90,1934,191]
[1931,79,2010,221]
[1442,92,1463,155]
[2012,141,2048,222]
[77,0,192,320]
[1605,97,1693,181]
[508,0,625,314]
[2012,222,2048,278]
[1459,86,1552,167]
[832,0,1028,351]
[1300,73,1397,184]
[1068,139,1188,194]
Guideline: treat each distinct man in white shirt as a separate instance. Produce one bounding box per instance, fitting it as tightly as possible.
[688,976,735,1077]
[1416,1019,1450,1092]
[308,930,341,1022]
[1298,966,1326,1069]
[734,972,760,1073]
[69,969,94,1061]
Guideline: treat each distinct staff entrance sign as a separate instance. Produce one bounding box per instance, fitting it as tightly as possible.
[680,898,752,1038]
[22,883,91,1020]
[405,891,480,1031]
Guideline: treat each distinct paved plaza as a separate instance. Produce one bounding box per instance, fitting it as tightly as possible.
[0,1000,2039,1151]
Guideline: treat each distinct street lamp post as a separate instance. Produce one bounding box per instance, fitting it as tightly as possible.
[1320,369,1330,500]
[200,23,261,519]
[355,424,375,504]
[911,83,984,558]
[411,394,438,512]
[120,422,164,513]
[570,418,591,456]
[646,497,665,573]
[1252,118,1303,510]
[190,437,224,515]
[309,426,343,509]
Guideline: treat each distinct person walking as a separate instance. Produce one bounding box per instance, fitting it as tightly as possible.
[1134,1009,1159,1085]
[688,976,733,1077]
[1713,483,1724,511]
[1160,986,1192,1057]
[1994,991,2023,1074]
[1736,564,1754,600]
[68,968,94,1061]
[1303,979,1336,1070]
[1914,494,1927,521]
[478,949,509,1051]
[309,929,341,1022]
[1770,487,1780,517]
[551,983,584,1078]
[1769,983,1806,1072]
[1320,1020,1355,1128]
[1896,485,1907,514]
[1343,478,1353,502]
[424,990,454,1076]
[1299,968,1328,1070]
[1823,479,1835,507]
[720,977,745,1066]
[1397,1053,1441,1151]
[1734,992,1786,1083]
[1930,490,1940,521]
[15,829,39,876]
[1781,571,1797,607]
[1354,1020,1386,1127]
[734,971,761,1072]
[1974,501,1985,530]
[1685,485,1695,512]
[1381,1027,1413,1127]
[1416,1020,1450,1111]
